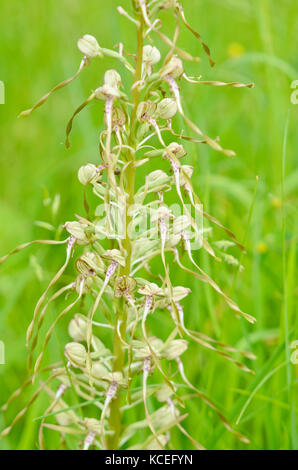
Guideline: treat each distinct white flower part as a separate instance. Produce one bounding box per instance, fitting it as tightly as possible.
[102,249,125,266]
[171,156,180,179]
[133,337,164,359]
[108,106,126,131]
[169,286,191,302]
[182,230,191,250]
[138,282,164,297]
[144,295,153,321]
[143,356,151,374]
[94,85,120,100]
[100,381,119,449]
[160,215,167,240]
[156,98,177,120]
[91,362,109,380]
[77,34,102,58]
[53,403,76,427]
[146,170,171,191]
[163,339,188,360]
[156,384,174,402]
[78,163,98,185]
[76,252,104,277]
[152,205,172,223]
[181,230,203,270]
[138,0,152,27]
[137,101,157,122]
[108,381,118,398]
[83,431,96,451]
[66,235,76,256]
[164,142,187,159]
[173,215,191,235]
[175,301,185,327]
[106,260,118,279]
[164,75,183,114]
[154,206,172,257]
[104,69,122,89]
[150,404,177,427]
[84,418,101,434]
[65,222,89,245]
[163,0,177,10]
[185,184,195,205]
[105,96,114,158]
[167,397,176,418]
[143,45,161,65]
[179,165,194,186]
[68,315,88,342]
[157,192,165,206]
[65,342,87,367]
[160,55,184,79]
[55,383,67,400]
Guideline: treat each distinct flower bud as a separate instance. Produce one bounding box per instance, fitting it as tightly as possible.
[160,55,184,79]
[108,371,126,386]
[78,163,98,185]
[94,84,121,100]
[102,249,125,267]
[171,286,191,301]
[163,142,187,159]
[65,342,87,367]
[114,276,137,298]
[76,252,104,277]
[156,98,177,120]
[104,69,122,89]
[109,106,126,129]
[179,165,193,186]
[151,405,177,427]
[156,384,174,402]
[138,282,164,297]
[68,315,88,342]
[151,206,172,223]
[65,221,89,244]
[74,275,93,294]
[91,363,125,385]
[136,122,151,141]
[53,403,76,426]
[91,362,109,380]
[133,337,164,359]
[163,339,188,360]
[136,101,157,122]
[92,336,111,356]
[77,34,102,58]
[143,45,161,65]
[146,170,171,192]
[84,418,101,434]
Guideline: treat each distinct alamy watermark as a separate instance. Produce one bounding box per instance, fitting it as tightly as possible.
[91,201,204,251]
[290,80,298,104]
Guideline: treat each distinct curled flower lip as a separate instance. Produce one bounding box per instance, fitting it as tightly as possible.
[143,45,161,65]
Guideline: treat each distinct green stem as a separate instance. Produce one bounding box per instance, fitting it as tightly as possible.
[107,15,144,450]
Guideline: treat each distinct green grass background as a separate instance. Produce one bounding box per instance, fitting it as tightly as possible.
[0,0,297,450]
